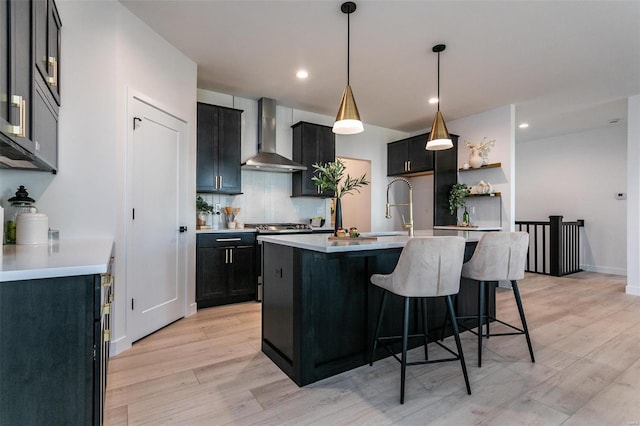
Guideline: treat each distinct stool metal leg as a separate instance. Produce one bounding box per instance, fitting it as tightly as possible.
[478,280,485,368]
[512,280,535,363]
[400,297,410,404]
[446,295,471,395]
[370,290,388,366]
[485,282,491,339]
[421,298,429,361]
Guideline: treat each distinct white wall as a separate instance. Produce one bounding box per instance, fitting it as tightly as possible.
[196,89,408,231]
[516,124,627,275]
[421,105,515,229]
[627,95,640,292]
[1,0,198,355]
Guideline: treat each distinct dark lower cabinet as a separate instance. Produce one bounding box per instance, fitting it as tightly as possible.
[0,270,113,425]
[196,232,257,308]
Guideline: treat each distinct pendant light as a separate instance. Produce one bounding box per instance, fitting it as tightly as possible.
[426,44,453,150]
[333,1,363,135]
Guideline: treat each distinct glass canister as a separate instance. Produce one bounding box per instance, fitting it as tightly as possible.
[5,185,37,244]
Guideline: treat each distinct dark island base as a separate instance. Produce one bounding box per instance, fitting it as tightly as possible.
[261,241,495,387]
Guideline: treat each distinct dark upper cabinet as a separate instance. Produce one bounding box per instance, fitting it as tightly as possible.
[34,0,61,105]
[0,0,59,172]
[196,102,243,194]
[291,121,335,197]
[387,134,433,176]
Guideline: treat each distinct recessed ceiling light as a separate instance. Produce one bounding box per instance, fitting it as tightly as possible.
[296,70,308,79]
[519,123,529,129]
[428,97,439,104]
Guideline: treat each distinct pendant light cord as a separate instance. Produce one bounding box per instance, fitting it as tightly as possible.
[437,51,440,112]
[347,12,350,85]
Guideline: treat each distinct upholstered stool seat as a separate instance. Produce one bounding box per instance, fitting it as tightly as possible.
[370,236,471,404]
[459,231,535,367]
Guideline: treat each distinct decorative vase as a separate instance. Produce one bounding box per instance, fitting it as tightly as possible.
[197,212,208,227]
[469,148,484,169]
[462,208,470,226]
[334,197,343,236]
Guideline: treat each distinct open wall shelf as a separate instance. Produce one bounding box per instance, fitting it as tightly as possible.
[459,162,501,172]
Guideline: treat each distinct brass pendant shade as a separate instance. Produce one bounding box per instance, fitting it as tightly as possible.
[333,1,363,135]
[426,111,453,150]
[333,84,363,134]
[426,44,453,151]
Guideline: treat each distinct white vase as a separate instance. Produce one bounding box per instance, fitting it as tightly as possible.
[469,148,484,169]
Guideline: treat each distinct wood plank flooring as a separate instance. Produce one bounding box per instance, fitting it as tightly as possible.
[105,272,640,425]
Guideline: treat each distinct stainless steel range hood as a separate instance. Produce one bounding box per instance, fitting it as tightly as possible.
[241,97,307,173]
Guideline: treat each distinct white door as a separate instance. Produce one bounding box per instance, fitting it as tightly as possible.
[127,96,188,342]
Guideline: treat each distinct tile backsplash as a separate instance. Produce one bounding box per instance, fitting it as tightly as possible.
[198,170,330,226]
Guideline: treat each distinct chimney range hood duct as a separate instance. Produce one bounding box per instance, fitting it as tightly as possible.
[241,97,307,173]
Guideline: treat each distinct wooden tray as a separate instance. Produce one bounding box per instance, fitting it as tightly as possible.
[328,236,378,241]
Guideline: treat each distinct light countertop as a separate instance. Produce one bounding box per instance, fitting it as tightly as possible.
[257,229,487,253]
[1,238,114,282]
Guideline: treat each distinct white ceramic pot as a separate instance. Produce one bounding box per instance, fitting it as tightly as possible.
[469,148,484,168]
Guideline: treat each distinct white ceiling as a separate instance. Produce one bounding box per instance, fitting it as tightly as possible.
[120,0,640,142]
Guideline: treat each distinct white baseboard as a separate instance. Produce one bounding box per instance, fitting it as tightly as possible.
[581,264,627,276]
[626,285,640,296]
[110,335,132,357]
[187,302,198,317]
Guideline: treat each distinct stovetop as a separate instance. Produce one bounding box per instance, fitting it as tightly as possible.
[246,223,312,233]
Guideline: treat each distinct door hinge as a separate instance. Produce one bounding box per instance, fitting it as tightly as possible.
[133,117,142,130]
[131,298,134,310]
[132,208,135,220]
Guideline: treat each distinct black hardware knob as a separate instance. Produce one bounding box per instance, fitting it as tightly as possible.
[179,226,188,233]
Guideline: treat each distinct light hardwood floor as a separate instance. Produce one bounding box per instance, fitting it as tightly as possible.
[105,272,640,425]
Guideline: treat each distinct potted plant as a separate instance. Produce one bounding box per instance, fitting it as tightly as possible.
[196,196,216,228]
[311,159,369,234]
[449,183,470,225]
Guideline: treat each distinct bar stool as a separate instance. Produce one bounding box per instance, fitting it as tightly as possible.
[460,231,535,367]
[369,236,471,404]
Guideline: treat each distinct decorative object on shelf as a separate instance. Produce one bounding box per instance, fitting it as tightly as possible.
[462,208,470,226]
[465,137,495,167]
[312,159,369,234]
[471,180,493,195]
[196,196,217,229]
[449,183,471,222]
[426,44,453,151]
[462,162,470,170]
[333,2,363,135]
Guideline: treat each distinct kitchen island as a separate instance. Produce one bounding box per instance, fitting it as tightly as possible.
[258,230,494,386]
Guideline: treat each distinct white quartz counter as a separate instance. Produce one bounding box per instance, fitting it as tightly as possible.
[196,228,256,234]
[0,238,114,282]
[257,229,486,253]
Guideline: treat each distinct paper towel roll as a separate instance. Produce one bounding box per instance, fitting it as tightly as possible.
[16,213,49,245]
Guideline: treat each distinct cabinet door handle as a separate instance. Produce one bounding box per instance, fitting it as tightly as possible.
[408,160,411,171]
[219,175,223,189]
[8,95,26,137]
[225,248,229,264]
[215,175,219,189]
[229,248,233,264]
[47,56,58,87]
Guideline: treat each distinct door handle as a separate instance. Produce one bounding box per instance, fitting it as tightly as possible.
[179,226,188,233]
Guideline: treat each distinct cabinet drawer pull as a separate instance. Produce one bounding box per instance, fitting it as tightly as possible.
[8,95,26,137]
[216,238,241,242]
[103,330,111,342]
[47,56,58,87]
[101,274,113,287]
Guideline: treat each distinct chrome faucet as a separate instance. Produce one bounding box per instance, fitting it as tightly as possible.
[385,177,414,237]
